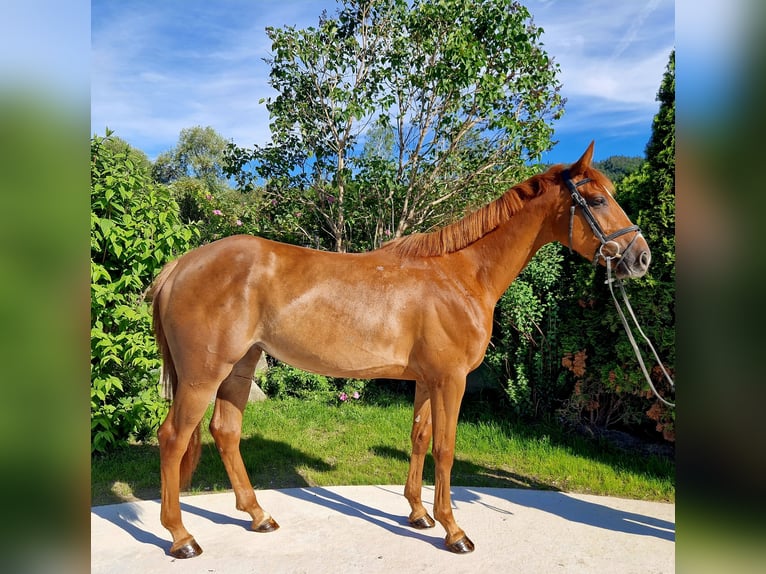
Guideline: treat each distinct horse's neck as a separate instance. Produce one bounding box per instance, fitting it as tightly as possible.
[462,199,551,303]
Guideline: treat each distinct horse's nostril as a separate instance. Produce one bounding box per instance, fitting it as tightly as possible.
[640,251,651,268]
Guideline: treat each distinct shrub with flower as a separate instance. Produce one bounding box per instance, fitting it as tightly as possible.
[177,186,260,244]
[339,390,360,402]
[338,384,363,405]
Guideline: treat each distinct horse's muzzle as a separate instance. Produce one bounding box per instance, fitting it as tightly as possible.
[615,244,651,279]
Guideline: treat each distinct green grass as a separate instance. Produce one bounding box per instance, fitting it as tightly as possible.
[91,396,674,506]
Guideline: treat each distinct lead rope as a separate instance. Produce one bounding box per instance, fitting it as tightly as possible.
[604,256,675,408]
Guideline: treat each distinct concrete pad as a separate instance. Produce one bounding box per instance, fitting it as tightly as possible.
[91,486,674,573]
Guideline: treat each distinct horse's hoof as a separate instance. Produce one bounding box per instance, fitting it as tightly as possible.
[446,535,475,554]
[409,513,436,529]
[253,517,280,533]
[170,538,203,559]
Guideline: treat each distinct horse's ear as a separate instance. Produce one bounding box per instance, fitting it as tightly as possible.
[570,141,595,174]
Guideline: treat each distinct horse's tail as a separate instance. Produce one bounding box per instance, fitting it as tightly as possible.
[147,258,201,490]
[146,259,180,401]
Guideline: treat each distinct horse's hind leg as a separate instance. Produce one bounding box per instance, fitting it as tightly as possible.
[404,380,436,529]
[158,382,215,558]
[209,346,279,533]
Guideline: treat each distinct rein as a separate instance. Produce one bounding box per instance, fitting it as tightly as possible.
[563,170,675,407]
[604,257,676,407]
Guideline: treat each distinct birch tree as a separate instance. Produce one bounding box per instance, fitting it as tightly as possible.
[227,0,564,252]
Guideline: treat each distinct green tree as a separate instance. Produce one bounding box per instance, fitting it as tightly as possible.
[594,155,643,185]
[226,0,564,252]
[557,51,675,440]
[152,126,266,245]
[152,125,230,188]
[100,133,153,175]
[91,131,197,453]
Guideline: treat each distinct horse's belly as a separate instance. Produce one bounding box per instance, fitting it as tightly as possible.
[258,329,412,380]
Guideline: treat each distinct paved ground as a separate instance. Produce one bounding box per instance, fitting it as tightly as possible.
[91,485,674,573]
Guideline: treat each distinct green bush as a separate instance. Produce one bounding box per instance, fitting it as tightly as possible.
[90,131,198,453]
[556,52,675,441]
[169,176,265,246]
[258,364,333,400]
[485,243,565,418]
[485,52,675,442]
[258,363,366,405]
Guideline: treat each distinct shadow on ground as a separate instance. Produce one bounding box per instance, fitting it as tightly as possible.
[91,434,334,506]
[370,444,557,491]
[91,483,674,561]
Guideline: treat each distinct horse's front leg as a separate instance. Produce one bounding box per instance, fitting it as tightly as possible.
[429,376,474,553]
[404,380,435,529]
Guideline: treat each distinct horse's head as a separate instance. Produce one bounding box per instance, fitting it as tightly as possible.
[558,142,651,279]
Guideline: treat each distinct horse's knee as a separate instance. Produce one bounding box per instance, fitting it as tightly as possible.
[431,444,454,466]
[410,419,432,452]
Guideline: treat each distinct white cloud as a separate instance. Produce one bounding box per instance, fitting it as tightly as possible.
[574,47,671,105]
[91,2,289,156]
[530,0,673,139]
[91,0,674,162]
[610,0,665,61]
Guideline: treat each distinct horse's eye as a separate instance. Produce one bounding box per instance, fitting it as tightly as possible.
[588,196,607,207]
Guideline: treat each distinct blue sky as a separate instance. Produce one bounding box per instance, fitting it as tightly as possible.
[91,0,674,166]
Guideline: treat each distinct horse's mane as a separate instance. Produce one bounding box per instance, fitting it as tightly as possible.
[380,168,564,257]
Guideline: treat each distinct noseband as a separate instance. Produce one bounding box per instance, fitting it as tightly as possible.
[562,169,641,264]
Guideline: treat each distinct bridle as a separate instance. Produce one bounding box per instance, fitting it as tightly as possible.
[562,169,675,407]
[562,169,642,265]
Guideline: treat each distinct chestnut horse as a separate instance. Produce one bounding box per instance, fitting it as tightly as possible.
[148,142,650,558]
